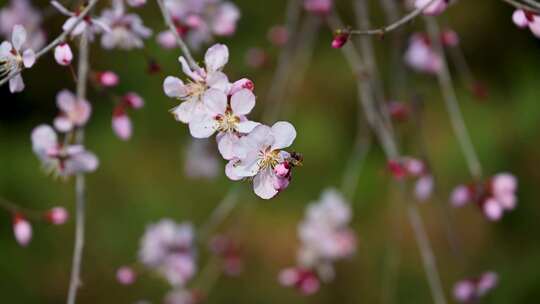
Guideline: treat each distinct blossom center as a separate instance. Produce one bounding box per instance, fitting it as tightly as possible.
[258,148,280,170]
[186,80,207,99]
[216,110,239,132]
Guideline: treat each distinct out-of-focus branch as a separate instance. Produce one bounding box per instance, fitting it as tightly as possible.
[0,0,100,88]
[155,0,199,70]
[424,17,483,180]
[345,0,439,37]
[66,32,90,304]
[332,10,447,304]
[262,0,302,123]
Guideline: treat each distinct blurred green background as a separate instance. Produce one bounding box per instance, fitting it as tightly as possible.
[1,0,540,303]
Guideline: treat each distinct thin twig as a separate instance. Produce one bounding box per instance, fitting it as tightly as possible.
[0,0,100,88]
[345,0,439,37]
[0,197,42,220]
[66,32,90,304]
[261,0,302,123]
[424,17,483,180]
[155,0,199,70]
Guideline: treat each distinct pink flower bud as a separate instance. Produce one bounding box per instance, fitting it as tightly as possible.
[123,93,144,109]
[230,78,255,95]
[45,207,69,225]
[97,71,119,87]
[331,30,350,49]
[274,176,290,191]
[13,214,32,247]
[112,108,132,141]
[387,160,407,179]
[404,158,425,176]
[388,101,410,122]
[245,48,267,68]
[450,185,470,207]
[157,31,177,49]
[116,266,137,285]
[279,268,299,286]
[304,0,333,14]
[477,271,498,295]
[415,175,434,202]
[268,25,289,46]
[453,280,475,302]
[54,43,73,66]
[441,29,459,47]
[492,173,517,196]
[483,198,503,221]
[274,163,290,178]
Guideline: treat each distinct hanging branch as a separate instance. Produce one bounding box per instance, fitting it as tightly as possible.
[330,11,448,304]
[0,0,100,88]
[66,32,90,304]
[424,17,483,180]
[155,0,199,70]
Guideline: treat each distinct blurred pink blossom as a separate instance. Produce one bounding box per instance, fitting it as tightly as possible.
[13,213,32,247]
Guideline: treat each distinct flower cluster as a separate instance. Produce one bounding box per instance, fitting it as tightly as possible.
[404,30,459,74]
[51,1,110,40]
[99,0,152,50]
[280,189,356,295]
[157,0,240,50]
[139,219,197,287]
[0,0,45,50]
[388,157,434,202]
[453,271,498,303]
[512,9,540,38]
[31,89,98,178]
[450,173,517,221]
[164,44,301,199]
[1,25,36,93]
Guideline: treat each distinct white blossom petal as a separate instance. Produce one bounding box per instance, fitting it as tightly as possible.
[253,168,278,199]
[270,121,296,150]
[9,74,24,93]
[11,24,27,51]
[231,89,256,115]
[163,76,187,98]
[204,43,229,72]
[22,49,35,68]
[203,89,227,115]
[189,115,216,138]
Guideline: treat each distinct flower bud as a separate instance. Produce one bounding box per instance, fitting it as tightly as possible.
[268,25,289,46]
[230,78,255,95]
[274,162,290,178]
[13,214,32,247]
[96,71,119,87]
[54,43,73,66]
[116,266,137,285]
[45,207,69,225]
[387,160,406,179]
[483,198,503,221]
[441,29,459,47]
[331,30,350,49]
[450,185,470,207]
[123,92,144,109]
[112,107,132,140]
